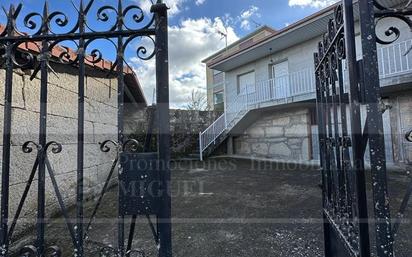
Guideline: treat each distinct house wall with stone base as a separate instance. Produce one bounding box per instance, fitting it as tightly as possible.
[0,63,119,240]
[233,107,311,161]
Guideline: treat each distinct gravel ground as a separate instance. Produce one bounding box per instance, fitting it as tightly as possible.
[9,158,412,257]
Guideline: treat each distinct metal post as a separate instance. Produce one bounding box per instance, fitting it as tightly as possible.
[36,4,51,256]
[152,2,172,257]
[343,1,371,256]
[358,0,394,256]
[76,2,86,256]
[199,132,203,161]
[0,6,16,256]
[117,0,126,256]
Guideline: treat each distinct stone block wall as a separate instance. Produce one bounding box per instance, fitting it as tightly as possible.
[0,63,119,237]
[233,108,311,161]
[387,90,412,164]
[124,108,221,157]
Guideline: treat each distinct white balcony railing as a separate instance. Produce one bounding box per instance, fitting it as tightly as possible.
[199,38,412,161]
[378,38,412,79]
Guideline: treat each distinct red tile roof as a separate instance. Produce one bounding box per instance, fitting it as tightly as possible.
[0,24,146,105]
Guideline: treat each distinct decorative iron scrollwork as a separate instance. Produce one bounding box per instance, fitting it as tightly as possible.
[99,140,120,153]
[405,130,412,142]
[123,139,140,152]
[45,246,62,257]
[22,141,41,153]
[99,139,141,153]
[314,4,345,84]
[45,141,63,154]
[19,245,37,257]
[0,0,157,71]
[374,0,412,45]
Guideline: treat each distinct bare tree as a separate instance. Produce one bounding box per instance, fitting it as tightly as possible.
[185,90,210,111]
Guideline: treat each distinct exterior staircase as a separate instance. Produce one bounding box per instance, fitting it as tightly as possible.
[199,68,316,161]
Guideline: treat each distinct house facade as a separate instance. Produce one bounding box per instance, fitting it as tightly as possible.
[200,1,412,165]
[203,26,276,111]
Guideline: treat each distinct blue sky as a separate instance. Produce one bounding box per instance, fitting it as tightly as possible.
[168,0,324,36]
[0,0,336,107]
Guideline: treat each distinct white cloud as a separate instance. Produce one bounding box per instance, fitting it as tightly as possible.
[130,17,238,108]
[288,0,338,8]
[195,0,206,6]
[240,5,259,20]
[238,5,260,30]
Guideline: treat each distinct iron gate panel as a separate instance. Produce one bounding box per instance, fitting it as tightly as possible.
[314,0,412,256]
[0,1,172,257]
[119,152,161,216]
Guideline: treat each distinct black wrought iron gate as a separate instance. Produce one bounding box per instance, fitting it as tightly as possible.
[0,0,171,257]
[314,0,412,256]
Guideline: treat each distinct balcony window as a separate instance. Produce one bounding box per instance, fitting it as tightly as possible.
[270,61,290,98]
[213,91,224,105]
[237,71,255,95]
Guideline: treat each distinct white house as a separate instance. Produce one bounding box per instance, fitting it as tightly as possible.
[200,0,412,165]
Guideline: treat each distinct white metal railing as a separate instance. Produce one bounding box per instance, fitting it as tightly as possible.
[199,38,412,160]
[199,113,227,161]
[378,38,412,79]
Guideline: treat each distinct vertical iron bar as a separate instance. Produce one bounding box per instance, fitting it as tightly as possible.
[337,61,354,222]
[314,53,332,257]
[324,56,337,216]
[324,76,336,211]
[36,3,50,256]
[330,62,345,219]
[76,1,86,256]
[358,0,394,256]
[152,2,172,257]
[343,1,371,256]
[0,6,15,256]
[117,1,125,256]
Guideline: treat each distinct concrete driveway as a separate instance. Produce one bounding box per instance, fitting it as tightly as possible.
[11,158,412,257]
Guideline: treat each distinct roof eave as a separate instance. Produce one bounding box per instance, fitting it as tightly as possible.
[207,2,338,69]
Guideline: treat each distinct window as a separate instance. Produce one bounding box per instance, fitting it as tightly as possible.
[213,91,224,105]
[270,61,289,98]
[237,71,255,95]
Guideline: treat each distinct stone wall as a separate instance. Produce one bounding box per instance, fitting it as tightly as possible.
[387,90,412,164]
[124,108,221,157]
[0,63,119,237]
[233,108,311,161]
